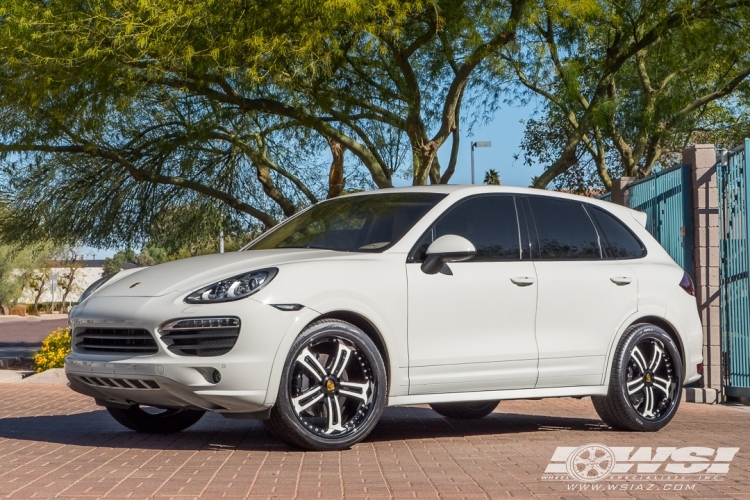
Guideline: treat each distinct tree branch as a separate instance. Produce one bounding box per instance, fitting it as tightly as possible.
[0,143,279,228]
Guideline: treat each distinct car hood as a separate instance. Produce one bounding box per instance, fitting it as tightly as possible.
[93,249,346,298]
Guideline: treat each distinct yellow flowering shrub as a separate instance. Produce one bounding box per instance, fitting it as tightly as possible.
[33,327,71,372]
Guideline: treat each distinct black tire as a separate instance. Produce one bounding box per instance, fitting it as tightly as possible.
[592,323,683,432]
[430,400,500,419]
[106,405,205,433]
[265,319,387,451]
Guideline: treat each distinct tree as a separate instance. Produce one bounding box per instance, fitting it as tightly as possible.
[0,245,31,314]
[57,248,83,313]
[0,0,532,248]
[483,169,502,185]
[102,249,136,277]
[504,0,750,191]
[101,258,121,278]
[28,270,48,315]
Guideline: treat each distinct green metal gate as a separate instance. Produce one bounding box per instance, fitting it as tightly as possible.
[626,164,694,273]
[718,140,750,396]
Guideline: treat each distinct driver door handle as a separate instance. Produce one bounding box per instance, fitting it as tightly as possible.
[511,276,535,287]
[610,276,633,285]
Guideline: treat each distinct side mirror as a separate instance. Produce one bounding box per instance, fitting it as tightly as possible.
[420,235,476,274]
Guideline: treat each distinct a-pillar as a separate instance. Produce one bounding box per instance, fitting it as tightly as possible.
[683,144,721,401]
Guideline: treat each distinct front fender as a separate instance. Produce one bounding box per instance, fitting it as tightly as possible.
[262,299,407,407]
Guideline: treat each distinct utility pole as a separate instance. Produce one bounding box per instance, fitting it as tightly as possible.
[220,230,225,254]
[470,141,492,184]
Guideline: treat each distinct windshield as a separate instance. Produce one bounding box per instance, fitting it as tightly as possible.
[246,192,446,252]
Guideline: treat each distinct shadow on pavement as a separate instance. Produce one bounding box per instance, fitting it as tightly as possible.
[0,406,609,451]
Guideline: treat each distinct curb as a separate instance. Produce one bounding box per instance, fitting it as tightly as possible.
[18,368,67,385]
[682,387,719,404]
[0,357,34,369]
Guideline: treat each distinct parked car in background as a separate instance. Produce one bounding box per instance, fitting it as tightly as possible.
[65,186,702,450]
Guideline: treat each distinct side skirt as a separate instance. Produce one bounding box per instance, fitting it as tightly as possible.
[387,385,608,406]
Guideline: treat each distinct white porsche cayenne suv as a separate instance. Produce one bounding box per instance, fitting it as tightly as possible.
[65,186,703,450]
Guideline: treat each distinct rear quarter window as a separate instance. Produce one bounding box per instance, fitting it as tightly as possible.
[589,206,646,259]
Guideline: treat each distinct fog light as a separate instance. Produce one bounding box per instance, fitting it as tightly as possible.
[212,370,222,384]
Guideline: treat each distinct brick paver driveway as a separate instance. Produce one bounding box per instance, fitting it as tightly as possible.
[0,384,748,499]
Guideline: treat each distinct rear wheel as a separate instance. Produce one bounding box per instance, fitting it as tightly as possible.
[592,323,682,431]
[265,319,387,451]
[430,400,499,419]
[106,405,205,433]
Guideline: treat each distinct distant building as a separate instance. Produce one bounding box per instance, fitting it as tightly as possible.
[19,260,138,305]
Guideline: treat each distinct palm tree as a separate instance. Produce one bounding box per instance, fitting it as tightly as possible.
[483,169,501,186]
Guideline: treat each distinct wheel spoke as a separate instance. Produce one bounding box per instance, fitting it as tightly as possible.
[593,462,609,474]
[324,396,345,434]
[330,342,353,378]
[291,385,324,414]
[649,344,664,371]
[631,347,648,373]
[295,348,328,382]
[652,376,672,396]
[627,378,645,395]
[339,379,373,405]
[641,386,656,417]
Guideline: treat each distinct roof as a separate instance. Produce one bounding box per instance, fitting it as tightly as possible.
[339,185,646,226]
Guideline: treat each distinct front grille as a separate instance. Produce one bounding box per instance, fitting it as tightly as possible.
[75,375,160,390]
[75,328,158,355]
[160,317,240,357]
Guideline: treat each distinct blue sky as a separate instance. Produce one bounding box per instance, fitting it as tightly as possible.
[85,103,543,259]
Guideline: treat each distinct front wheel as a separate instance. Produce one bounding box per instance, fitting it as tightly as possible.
[265,319,387,450]
[592,323,683,432]
[430,400,499,419]
[106,405,205,433]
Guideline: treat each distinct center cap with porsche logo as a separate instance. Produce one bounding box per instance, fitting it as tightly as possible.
[323,376,338,394]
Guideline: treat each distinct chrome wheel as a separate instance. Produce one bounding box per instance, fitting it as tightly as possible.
[625,338,677,420]
[290,336,376,437]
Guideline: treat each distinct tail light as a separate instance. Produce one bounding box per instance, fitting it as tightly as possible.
[679,272,695,296]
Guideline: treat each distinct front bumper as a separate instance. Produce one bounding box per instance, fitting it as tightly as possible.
[65,292,311,414]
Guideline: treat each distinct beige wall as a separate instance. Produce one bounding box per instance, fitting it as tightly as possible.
[19,267,104,305]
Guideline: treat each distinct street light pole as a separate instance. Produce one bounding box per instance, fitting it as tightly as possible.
[470,141,492,184]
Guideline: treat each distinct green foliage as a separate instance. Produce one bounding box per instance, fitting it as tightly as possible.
[0,245,26,314]
[0,0,531,248]
[483,169,501,185]
[101,249,135,277]
[507,0,750,191]
[0,242,52,314]
[33,327,71,373]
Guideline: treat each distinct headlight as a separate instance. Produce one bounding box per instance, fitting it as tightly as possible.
[185,268,278,304]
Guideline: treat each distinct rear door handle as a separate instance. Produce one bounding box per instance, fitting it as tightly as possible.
[511,276,535,287]
[610,276,633,285]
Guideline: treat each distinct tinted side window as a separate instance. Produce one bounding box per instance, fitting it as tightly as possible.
[527,197,601,260]
[415,196,521,262]
[590,206,646,259]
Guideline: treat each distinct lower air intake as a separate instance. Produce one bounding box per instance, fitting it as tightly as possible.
[75,328,158,354]
[159,317,241,357]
